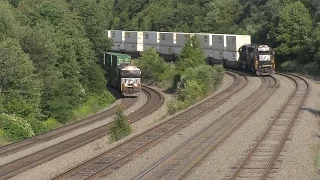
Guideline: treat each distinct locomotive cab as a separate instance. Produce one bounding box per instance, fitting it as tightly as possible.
[255,45,275,75]
[118,64,141,97]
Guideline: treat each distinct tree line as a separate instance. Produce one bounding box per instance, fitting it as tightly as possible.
[0,0,115,142]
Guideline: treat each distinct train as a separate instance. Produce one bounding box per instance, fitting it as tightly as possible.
[100,52,141,97]
[218,44,276,76]
[105,30,275,76]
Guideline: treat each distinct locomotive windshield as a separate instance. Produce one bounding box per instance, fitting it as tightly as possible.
[120,70,141,78]
[257,46,273,61]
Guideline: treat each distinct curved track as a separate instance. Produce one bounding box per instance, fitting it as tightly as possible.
[134,75,279,180]
[52,71,249,180]
[0,86,164,179]
[227,73,309,180]
[0,89,136,157]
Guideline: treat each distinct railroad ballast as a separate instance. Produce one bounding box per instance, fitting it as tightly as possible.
[106,30,275,76]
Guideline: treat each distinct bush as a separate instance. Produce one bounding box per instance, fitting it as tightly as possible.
[0,113,35,142]
[134,47,176,87]
[168,64,225,115]
[26,118,48,134]
[109,108,132,142]
[72,91,115,120]
[167,100,188,115]
[280,60,300,72]
[42,118,60,130]
[176,35,205,72]
[177,80,203,103]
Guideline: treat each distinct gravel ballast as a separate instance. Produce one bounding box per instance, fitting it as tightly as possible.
[105,74,261,180]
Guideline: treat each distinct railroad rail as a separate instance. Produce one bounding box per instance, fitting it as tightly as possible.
[133,76,279,180]
[51,71,248,180]
[0,86,164,179]
[227,73,309,180]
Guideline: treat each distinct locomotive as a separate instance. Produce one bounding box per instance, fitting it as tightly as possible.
[236,44,275,76]
[100,52,141,97]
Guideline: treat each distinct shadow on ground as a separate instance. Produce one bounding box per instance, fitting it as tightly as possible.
[107,86,123,100]
[301,108,320,117]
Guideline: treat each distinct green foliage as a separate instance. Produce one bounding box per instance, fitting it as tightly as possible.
[42,118,60,130]
[167,100,188,115]
[169,65,225,114]
[69,0,113,57]
[0,37,42,118]
[280,61,300,72]
[204,0,242,33]
[82,63,108,95]
[109,108,132,142]
[0,1,21,39]
[26,118,48,134]
[177,65,225,102]
[177,80,203,103]
[0,113,35,142]
[273,1,312,60]
[176,35,205,73]
[72,91,115,120]
[135,47,176,86]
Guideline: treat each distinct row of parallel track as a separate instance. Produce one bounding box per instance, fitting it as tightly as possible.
[0,86,164,179]
[227,73,309,180]
[133,74,279,180]
[51,71,249,179]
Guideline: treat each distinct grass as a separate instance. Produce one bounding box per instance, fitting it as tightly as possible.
[0,129,9,146]
[314,145,320,173]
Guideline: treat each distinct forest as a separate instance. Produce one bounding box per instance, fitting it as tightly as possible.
[0,0,319,142]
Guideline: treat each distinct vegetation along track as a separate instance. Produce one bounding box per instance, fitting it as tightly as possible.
[133,75,279,180]
[0,85,164,179]
[51,71,249,180]
[227,73,309,180]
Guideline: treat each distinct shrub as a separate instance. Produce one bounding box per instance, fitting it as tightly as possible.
[0,113,35,142]
[134,47,176,87]
[26,118,48,134]
[168,64,225,115]
[280,60,300,72]
[167,100,188,115]
[72,91,116,120]
[42,118,60,130]
[109,108,132,142]
[177,80,203,103]
[176,35,205,72]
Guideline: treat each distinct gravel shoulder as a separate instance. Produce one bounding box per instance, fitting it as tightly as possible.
[185,74,320,180]
[272,76,320,180]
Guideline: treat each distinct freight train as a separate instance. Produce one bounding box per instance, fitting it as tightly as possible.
[220,44,276,75]
[105,30,275,76]
[100,52,141,97]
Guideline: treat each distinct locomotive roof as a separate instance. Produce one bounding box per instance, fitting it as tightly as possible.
[118,63,140,71]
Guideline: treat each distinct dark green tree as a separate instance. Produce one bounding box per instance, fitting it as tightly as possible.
[0,37,42,118]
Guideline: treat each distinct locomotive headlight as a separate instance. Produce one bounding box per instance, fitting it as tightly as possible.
[134,83,138,87]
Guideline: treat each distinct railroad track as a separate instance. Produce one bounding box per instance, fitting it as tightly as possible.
[227,73,309,180]
[133,75,279,180]
[51,71,248,180]
[0,86,164,179]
